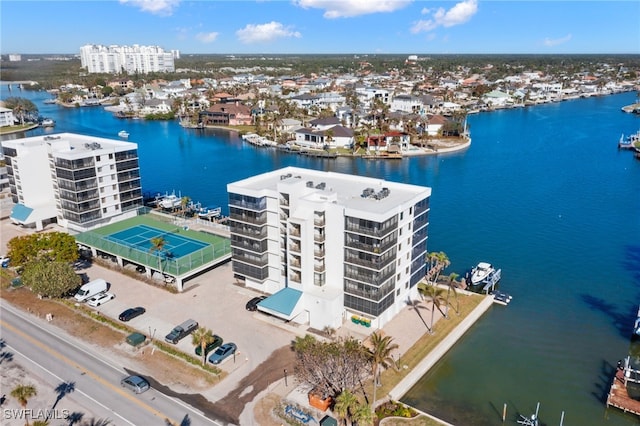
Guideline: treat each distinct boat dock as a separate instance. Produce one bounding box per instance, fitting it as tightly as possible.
[606,357,640,416]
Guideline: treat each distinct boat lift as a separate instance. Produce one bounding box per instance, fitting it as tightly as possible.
[517,402,540,426]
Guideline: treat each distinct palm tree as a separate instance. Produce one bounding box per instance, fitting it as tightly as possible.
[367,331,398,409]
[351,401,375,426]
[445,272,460,316]
[191,327,214,366]
[180,196,190,218]
[149,236,166,272]
[419,284,448,332]
[334,389,358,426]
[432,251,450,284]
[11,384,37,426]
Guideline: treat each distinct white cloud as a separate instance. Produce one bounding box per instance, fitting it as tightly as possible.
[196,32,219,43]
[119,0,181,16]
[411,0,478,33]
[294,0,412,18]
[543,34,572,47]
[236,21,302,44]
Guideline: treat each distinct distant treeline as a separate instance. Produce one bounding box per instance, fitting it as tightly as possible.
[2,53,639,91]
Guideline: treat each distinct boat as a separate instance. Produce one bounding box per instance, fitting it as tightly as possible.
[40,118,55,127]
[469,262,496,285]
[43,98,57,104]
[489,290,512,306]
[158,192,182,209]
[118,130,129,138]
[634,305,640,337]
[197,206,222,220]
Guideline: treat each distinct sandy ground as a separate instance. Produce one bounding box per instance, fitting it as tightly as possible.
[0,357,97,426]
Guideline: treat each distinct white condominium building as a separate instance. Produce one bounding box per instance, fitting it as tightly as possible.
[79,44,176,74]
[227,167,431,330]
[2,133,143,231]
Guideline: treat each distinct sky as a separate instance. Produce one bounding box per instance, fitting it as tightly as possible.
[1,0,639,55]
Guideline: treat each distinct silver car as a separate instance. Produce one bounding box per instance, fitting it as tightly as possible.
[120,375,150,394]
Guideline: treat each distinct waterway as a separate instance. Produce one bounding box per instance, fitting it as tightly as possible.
[2,86,640,425]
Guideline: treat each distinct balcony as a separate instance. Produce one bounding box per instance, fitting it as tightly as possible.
[314,233,325,242]
[289,243,301,253]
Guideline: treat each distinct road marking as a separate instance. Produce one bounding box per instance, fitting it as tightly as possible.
[2,302,222,425]
[1,319,176,425]
[6,344,135,426]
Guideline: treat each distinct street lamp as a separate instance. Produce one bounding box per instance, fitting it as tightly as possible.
[284,369,288,387]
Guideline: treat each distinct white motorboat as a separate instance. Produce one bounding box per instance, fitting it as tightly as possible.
[159,193,182,209]
[470,262,496,285]
[634,305,640,337]
[118,130,129,138]
[197,206,221,219]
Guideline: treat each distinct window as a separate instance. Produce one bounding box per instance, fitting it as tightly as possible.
[97,167,102,172]
[102,208,107,213]
[100,187,104,193]
[112,184,116,190]
[110,164,114,170]
[108,153,113,159]
[113,194,118,200]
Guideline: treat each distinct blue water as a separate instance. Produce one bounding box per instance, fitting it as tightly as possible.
[3,86,640,425]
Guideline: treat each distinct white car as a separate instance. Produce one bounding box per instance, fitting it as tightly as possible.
[87,292,115,307]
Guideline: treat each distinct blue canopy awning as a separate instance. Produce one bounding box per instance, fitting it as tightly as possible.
[259,287,303,319]
[10,203,34,222]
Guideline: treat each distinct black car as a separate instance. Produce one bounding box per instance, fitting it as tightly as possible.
[245,295,267,311]
[194,335,223,356]
[119,307,146,321]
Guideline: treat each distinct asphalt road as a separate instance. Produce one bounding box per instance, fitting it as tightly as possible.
[0,300,224,426]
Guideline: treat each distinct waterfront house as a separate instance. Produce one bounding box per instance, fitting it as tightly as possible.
[201,102,252,126]
[294,125,354,149]
[0,106,15,127]
[227,166,431,330]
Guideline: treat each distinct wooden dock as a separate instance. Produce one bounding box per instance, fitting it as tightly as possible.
[606,367,640,416]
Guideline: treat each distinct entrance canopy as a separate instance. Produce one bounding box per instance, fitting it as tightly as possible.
[258,287,303,321]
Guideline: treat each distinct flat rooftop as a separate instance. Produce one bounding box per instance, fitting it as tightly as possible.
[228,166,431,215]
[2,132,137,159]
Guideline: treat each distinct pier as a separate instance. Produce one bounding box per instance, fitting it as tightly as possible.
[606,357,640,416]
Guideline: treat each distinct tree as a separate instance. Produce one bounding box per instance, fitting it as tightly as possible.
[11,384,37,426]
[334,389,358,426]
[191,327,214,366]
[180,196,191,218]
[7,232,79,267]
[351,402,375,426]
[149,236,167,271]
[367,331,398,409]
[22,260,82,298]
[418,283,449,332]
[292,334,370,399]
[3,97,38,124]
[445,272,460,315]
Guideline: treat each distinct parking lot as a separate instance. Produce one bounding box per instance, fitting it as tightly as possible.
[0,214,304,402]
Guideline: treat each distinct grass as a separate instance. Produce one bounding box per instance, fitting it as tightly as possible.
[366,291,485,425]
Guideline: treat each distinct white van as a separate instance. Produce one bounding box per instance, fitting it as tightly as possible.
[74,278,108,302]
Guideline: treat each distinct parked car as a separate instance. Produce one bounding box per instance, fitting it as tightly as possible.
[194,335,223,357]
[74,278,108,302]
[164,319,199,344]
[120,375,150,394]
[245,295,267,311]
[1,256,10,268]
[119,307,146,322]
[208,342,237,364]
[87,292,115,307]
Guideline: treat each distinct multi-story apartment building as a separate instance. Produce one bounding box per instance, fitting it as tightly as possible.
[79,44,176,74]
[2,133,143,231]
[227,167,431,330]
